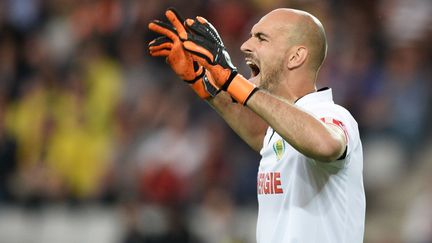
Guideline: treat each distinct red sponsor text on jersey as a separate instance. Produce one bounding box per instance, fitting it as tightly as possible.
[257,172,283,195]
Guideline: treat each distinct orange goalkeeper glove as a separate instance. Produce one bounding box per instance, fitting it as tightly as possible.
[182,17,258,105]
[148,8,219,99]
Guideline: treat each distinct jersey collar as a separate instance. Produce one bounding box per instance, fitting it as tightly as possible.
[294,87,334,107]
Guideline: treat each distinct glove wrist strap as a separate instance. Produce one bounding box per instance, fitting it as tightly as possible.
[220,71,238,91]
[226,74,258,105]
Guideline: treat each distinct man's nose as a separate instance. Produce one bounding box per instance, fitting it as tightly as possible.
[240,38,253,54]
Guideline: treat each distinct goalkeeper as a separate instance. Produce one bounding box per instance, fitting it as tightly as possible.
[148,8,365,243]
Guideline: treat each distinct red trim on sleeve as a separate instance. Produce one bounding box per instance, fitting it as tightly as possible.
[320,117,348,141]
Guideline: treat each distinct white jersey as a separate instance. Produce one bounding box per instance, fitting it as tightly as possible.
[256,88,365,243]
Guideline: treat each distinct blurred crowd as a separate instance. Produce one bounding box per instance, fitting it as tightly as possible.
[0,0,431,242]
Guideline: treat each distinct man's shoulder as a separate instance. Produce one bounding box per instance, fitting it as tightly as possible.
[306,101,357,122]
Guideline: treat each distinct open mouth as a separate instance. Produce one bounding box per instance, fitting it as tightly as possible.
[246,59,260,77]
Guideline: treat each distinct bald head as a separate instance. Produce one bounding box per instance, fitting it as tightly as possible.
[262,8,327,72]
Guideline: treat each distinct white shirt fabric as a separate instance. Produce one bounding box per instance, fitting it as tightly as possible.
[256,88,365,243]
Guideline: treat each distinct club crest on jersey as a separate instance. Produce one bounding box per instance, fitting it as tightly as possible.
[273,139,285,161]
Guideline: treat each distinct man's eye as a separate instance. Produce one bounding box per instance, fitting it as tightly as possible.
[251,33,267,42]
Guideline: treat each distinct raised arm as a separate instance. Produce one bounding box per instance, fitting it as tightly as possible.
[246,90,346,162]
[207,92,267,152]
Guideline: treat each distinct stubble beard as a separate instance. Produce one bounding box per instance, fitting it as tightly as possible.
[258,61,284,92]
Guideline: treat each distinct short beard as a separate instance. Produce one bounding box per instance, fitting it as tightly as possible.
[258,61,284,92]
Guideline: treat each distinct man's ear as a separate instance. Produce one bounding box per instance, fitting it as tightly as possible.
[287,46,308,70]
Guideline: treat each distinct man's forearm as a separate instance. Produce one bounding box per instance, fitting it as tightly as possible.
[207,92,268,152]
[246,90,346,162]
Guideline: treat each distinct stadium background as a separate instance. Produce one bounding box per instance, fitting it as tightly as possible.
[0,0,431,242]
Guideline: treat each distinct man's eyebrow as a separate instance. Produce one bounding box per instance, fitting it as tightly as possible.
[251,31,270,39]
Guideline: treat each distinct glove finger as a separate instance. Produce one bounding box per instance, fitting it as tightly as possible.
[149,49,171,57]
[195,16,224,45]
[148,20,179,41]
[148,36,172,47]
[166,8,188,40]
[185,17,222,45]
[185,18,209,39]
[149,41,173,52]
[183,40,214,67]
[183,31,220,61]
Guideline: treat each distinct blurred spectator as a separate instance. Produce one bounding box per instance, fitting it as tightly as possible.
[131,92,210,205]
[190,187,235,243]
[0,98,17,202]
[379,0,432,46]
[5,0,42,32]
[0,34,18,101]
[361,44,430,153]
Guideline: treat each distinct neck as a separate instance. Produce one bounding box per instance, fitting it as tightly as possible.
[272,71,316,103]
